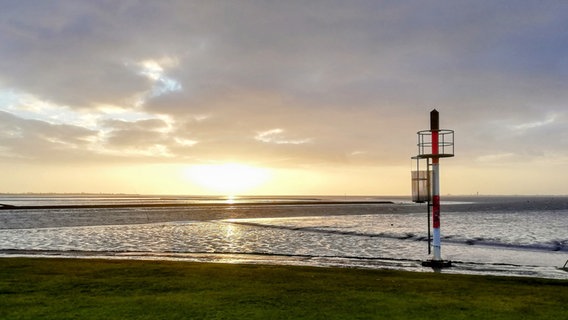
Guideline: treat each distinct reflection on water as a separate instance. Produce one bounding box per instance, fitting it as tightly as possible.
[1,211,567,279]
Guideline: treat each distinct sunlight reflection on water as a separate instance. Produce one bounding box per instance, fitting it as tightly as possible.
[1,213,567,279]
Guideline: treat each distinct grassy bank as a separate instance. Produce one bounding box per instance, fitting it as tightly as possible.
[1,258,566,319]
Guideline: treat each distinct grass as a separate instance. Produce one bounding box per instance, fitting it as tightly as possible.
[0,258,566,319]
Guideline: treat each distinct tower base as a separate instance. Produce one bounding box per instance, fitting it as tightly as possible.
[421,259,452,268]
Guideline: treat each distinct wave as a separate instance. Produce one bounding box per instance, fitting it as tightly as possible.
[226,221,568,253]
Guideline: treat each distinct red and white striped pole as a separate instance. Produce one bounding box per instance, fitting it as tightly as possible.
[430,110,442,261]
[417,109,452,268]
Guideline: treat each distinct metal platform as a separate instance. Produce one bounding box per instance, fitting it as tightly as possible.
[422,259,452,269]
[416,129,455,158]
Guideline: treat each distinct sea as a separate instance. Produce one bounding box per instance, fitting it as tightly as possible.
[0,194,567,280]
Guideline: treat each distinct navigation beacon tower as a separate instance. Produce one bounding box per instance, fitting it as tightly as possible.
[411,109,454,268]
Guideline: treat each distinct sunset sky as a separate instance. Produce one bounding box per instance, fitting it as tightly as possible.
[1,1,567,196]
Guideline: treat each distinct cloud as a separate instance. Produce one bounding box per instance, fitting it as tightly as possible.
[0,110,97,161]
[510,113,557,132]
[0,0,567,172]
[255,129,311,145]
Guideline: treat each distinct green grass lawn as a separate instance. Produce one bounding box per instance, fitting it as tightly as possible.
[0,257,566,319]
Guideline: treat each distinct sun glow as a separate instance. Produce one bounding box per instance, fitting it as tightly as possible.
[185,163,271,195]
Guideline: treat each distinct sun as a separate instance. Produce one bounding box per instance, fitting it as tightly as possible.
[185,163,271,195]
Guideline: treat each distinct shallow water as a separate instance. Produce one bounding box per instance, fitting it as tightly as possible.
[0,195,567,279]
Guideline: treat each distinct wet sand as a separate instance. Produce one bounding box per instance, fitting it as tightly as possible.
[0,201,406,229]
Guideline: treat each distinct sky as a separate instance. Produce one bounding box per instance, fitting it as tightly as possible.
[0,0,567,196]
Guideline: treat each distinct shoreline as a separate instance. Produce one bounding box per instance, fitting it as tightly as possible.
[2,249,567,280]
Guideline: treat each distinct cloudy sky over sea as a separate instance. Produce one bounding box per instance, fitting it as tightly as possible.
[0,1,567,195]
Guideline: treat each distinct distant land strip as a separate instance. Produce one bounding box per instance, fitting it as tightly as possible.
[0,200,394,210]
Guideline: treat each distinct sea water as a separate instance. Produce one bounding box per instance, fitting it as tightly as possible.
[0,195,567,279]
